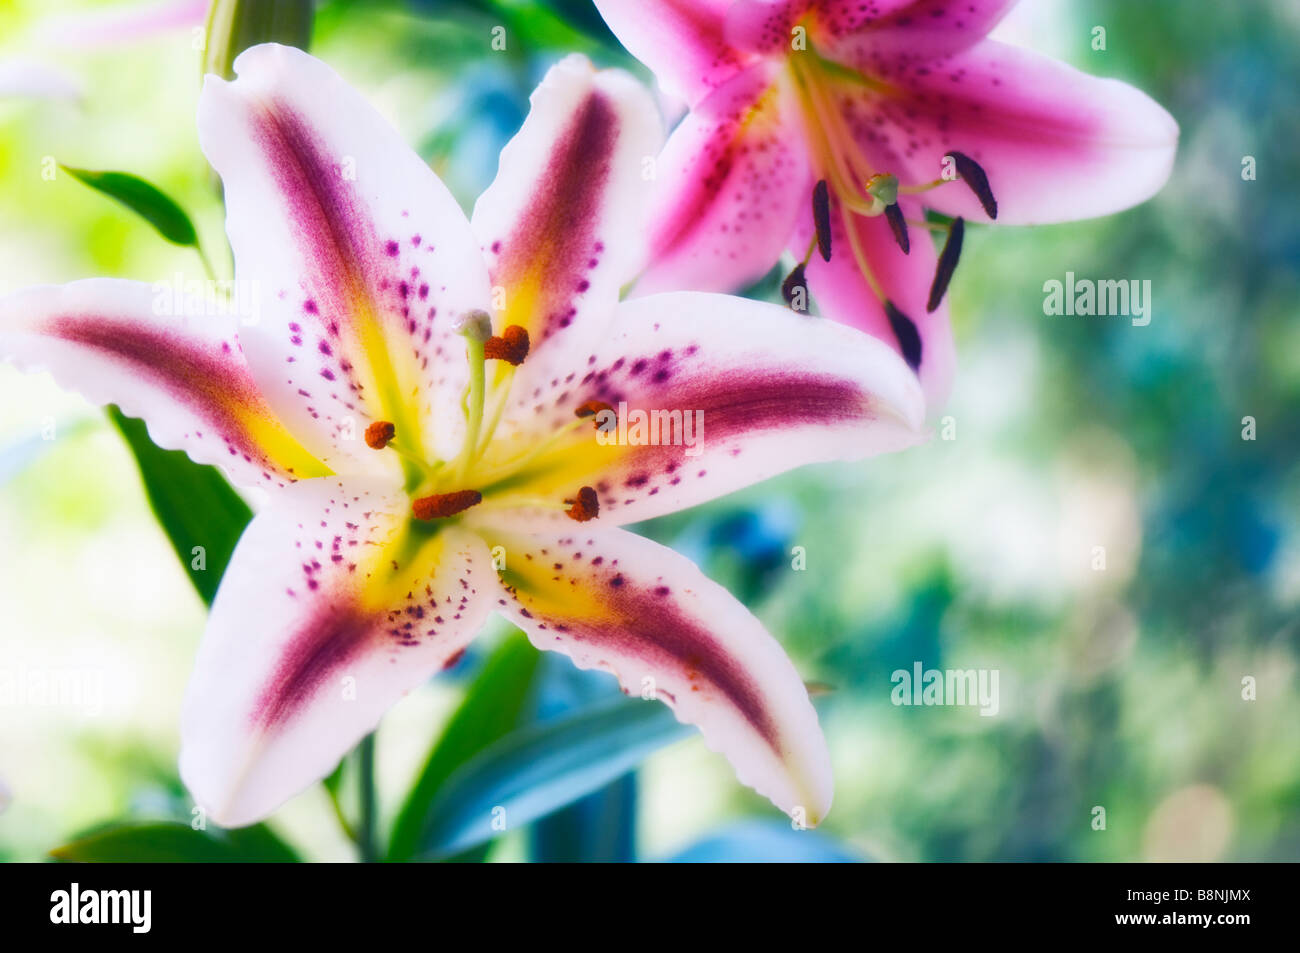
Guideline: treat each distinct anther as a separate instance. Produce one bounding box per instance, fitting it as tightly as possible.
[781,263,810,312]
[884,203,909,254]
[927,217,964,313]
[811,180,832,262]
[575,399,613,419]
[411,489,482,520]
[946,152,997,219]
[564,486,599,523]
[364,420,396,450]
[884,301,923,372]
[483,324,530,365]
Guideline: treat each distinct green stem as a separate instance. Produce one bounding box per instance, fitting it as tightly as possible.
[326,784,358,844]
[357,733,378,863]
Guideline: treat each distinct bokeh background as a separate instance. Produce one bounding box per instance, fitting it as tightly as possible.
[0,0,1296,862]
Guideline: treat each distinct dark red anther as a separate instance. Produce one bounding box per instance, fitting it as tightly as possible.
[947,152,997,219]
[575,399,614,419]
[927,217,964,313]
[364,420,396,450]
[884,203,909,255]
[411,489,482,520]
[781,263,809,312]
[564,486,599,523]
[884,300,922,372]
[812,179,832,262]
[483,324,530,365]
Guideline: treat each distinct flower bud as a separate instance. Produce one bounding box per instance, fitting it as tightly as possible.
[203,0,314,80]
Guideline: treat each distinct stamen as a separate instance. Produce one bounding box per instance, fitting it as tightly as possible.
[475,365,517,458]
[411,489,482,521]
[884,203,909,254]
[564,486,600,523]
[884,301,922,372]
[840,201,887,302]
[898,177,947,196]
[927,217,965,313]
[364,420,396,450]
[575,399,616,429]
[946,152,998,219]
[782,263,809,312]
[484,325,530,366]
[811,180,832,262]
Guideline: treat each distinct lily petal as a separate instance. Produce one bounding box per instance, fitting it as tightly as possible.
[816,0,1017,61]
[634,63,813,297]
[796,196,956,409]
[592,0,753,107]
[471,55,662,383]
[838,39,1180,224]
[725,0,813,57]
[198,44,493,467]
[483,291,925,525]
[180,475,494,827]
[477,521,833,823]
[0,278,328,488]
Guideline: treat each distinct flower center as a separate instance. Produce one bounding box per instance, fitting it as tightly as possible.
[365,311,606,525]
[783,42,996,367]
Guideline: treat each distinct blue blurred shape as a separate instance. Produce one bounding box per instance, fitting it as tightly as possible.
[664,820,864,863]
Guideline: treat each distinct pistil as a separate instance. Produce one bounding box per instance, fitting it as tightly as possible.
[451,310,493,482]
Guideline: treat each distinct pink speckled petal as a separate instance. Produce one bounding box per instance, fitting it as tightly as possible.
[199,44,493,469]
[471,55,662,388]
[592,0,754,107]
[635,63,812,297]
[483,291,925,525]
[0,278,329,488]
[725,0,815,56]
[478,521,833,824]
[835,39,1179,224]
[795,195,955,410]
[815,0,1016,60]
[180,476,494,827]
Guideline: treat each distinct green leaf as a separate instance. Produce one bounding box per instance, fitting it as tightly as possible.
[417,696,690,860]
[60,166,201,249]
[221,823,302,862]
[51,822,299,863]
[387,631,541,862]
[108,406,252,606]
[530,773,637,863]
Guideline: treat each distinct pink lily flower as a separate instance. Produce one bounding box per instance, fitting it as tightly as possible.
[594,0,1179,406]
[0,46,926,827]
